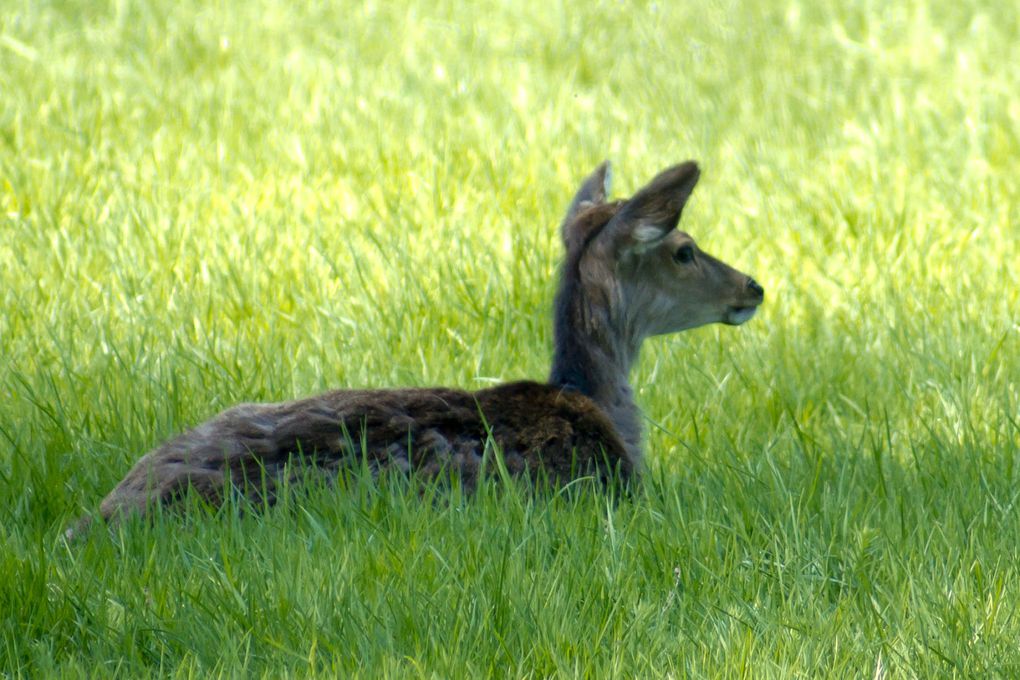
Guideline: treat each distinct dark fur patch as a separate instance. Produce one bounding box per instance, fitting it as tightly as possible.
[87,381,631,527]
[549,201,622,394]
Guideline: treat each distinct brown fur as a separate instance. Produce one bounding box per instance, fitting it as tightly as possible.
[91,382,628,527]
[71,159,764,536]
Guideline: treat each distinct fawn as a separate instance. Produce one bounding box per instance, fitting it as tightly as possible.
[71,160,763,535]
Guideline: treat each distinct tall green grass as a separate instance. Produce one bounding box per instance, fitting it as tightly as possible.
[2,0,1019,675]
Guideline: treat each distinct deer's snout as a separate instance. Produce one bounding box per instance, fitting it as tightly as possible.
[746,277,764,301]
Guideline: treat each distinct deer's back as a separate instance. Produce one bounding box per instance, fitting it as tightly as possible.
[94,381,630,524]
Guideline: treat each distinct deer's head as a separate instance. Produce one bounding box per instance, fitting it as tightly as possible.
[559,161,764,344]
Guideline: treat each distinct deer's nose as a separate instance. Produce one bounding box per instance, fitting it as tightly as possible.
[747,278,764,299]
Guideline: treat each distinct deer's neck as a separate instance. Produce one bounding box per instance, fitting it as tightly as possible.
[549,288,645,469]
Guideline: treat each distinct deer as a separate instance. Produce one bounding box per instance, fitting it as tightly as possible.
[68,160,764,538]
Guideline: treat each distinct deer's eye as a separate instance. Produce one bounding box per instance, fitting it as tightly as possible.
[673,245,695,264]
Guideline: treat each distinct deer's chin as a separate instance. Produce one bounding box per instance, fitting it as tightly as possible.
[724,305,758,325]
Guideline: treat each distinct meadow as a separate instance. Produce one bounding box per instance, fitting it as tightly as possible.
[2,0,1019,676]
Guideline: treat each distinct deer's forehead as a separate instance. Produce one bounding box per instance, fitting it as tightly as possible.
[660,231,696,247]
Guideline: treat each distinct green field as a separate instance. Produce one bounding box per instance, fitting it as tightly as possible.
[3,0,1019,676]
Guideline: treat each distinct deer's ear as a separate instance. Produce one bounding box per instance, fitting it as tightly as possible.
[602,161,700,250]
[561,161,612,248]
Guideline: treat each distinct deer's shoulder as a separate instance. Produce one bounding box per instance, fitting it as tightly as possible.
[473,381,629,462]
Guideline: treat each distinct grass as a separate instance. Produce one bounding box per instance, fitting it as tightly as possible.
[2,0,1019,675]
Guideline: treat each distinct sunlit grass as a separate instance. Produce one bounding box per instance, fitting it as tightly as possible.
[2,0,1019,676]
